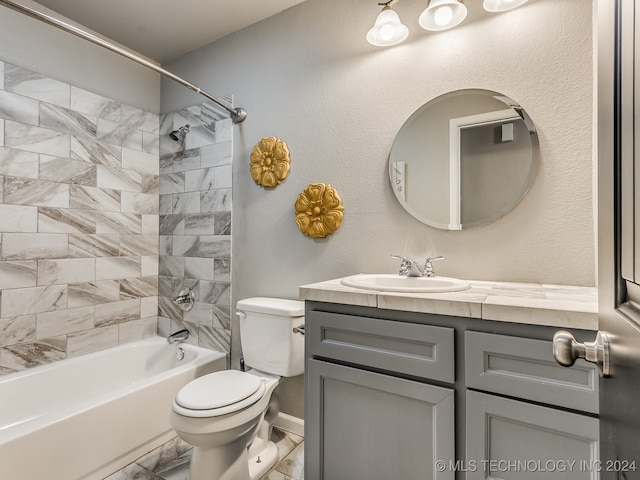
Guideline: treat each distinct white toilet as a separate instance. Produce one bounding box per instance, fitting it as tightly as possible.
[170,297,305,480]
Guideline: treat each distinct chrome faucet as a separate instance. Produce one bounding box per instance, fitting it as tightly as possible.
[167,329,190,344]
[391,255,445,277]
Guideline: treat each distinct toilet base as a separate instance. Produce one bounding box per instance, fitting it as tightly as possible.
[248,440,279,480]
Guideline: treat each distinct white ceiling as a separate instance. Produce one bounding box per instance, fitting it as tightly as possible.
[33,0,308,63]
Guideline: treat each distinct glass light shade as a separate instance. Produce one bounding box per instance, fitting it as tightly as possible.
[366,8,409,47]
[483,0,528,12]
[419,0,468,31]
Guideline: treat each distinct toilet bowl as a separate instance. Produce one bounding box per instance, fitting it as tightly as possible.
[170,297,305,480]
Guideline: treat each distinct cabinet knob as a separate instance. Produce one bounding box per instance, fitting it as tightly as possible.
[552,330,610,377]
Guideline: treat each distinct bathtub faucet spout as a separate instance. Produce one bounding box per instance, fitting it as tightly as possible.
[167,329,190,344]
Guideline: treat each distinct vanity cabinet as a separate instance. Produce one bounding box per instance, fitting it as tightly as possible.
[304,301,600,480]
[464,332,599,480]
[305,308,455,480]
[465,392,599,480]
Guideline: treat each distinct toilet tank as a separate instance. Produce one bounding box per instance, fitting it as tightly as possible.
[236,297,305,377]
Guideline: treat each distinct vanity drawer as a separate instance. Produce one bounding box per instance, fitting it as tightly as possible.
[465,331,599,414]
[307,310,454,383]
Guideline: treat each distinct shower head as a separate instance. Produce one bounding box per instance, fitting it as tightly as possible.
[169,124,190,142]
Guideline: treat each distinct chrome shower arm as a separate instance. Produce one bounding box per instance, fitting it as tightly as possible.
[0,0,247,124]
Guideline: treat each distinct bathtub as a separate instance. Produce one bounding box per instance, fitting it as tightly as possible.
[0,337,227,480]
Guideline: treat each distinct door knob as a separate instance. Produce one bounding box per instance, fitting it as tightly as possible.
[553,330,610,377]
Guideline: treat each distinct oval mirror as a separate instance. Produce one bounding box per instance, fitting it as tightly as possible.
[388,89,539,230]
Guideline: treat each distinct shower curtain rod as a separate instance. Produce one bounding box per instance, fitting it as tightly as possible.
[0,0,247,124]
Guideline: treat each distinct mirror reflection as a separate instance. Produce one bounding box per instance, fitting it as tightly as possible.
[388,89,539,230]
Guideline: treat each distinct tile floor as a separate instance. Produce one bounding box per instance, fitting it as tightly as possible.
[103,427,304,480]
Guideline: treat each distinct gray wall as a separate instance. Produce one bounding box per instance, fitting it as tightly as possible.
[162,0,595,418]
[162,0,594,293]
[0,0,160,113]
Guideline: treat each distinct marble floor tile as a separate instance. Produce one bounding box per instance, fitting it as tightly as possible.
[261,471,291,480]
[106,427,304,480]
[271,428,304,463]
[103,462,164,480]
[149,451,192,480]
[135,436,191,473]
[272,442,304,480]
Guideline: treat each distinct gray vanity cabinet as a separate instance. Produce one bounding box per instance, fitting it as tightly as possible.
[304,302,600,480]
[305,308,456,480]
[465,391,599,480]
[464,331,599,480]
[306,360,455,480]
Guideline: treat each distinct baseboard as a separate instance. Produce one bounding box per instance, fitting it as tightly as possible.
[274,413,304,438]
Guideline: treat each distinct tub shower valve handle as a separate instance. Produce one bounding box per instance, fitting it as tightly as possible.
[172,287,195,312]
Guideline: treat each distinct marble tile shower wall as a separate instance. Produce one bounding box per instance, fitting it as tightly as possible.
[157,103,232,359]
[0,60,160,375]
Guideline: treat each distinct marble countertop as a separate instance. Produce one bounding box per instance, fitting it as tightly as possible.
[299,277,598,331]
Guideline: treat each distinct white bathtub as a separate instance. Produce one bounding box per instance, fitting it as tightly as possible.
[0,337,227,480]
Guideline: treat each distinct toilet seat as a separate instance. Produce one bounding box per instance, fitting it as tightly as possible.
[174,370,266,418]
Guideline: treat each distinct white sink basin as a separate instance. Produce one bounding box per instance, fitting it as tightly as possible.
[340,274,470,293]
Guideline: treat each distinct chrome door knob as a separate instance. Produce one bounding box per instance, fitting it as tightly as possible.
[553,330,610,376]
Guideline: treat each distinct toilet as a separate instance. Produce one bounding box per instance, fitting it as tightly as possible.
[170,297,305,480]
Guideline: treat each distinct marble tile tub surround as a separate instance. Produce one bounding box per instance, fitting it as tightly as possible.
[300,278,599,331]
[157,102,233,357]
[0,59,160,375]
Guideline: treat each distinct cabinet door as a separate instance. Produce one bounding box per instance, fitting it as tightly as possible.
[466,390,599,480]
[305,359,455,480]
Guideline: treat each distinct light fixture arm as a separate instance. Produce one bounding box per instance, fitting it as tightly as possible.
[377,0,401,7]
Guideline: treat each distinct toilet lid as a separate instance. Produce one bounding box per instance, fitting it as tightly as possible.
[175,370,263,410]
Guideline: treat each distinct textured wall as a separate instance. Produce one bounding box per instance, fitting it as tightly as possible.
[0,60,160,375]
[162,0,595,296]
[0,0,160,113]
[161,0,595,418]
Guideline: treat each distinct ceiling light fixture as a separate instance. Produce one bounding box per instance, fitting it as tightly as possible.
[419,0,468,32]
[366,1,410,46]
[483,0,529,13]
[367,0,529,47]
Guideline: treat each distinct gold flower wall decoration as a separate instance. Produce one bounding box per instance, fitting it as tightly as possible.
[250,137,291,188]
[294,183,344,238]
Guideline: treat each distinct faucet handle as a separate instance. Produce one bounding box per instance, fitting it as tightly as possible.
[391,254,412,276]
[423,256,444,277]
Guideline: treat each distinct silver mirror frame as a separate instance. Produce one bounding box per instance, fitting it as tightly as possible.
[388,89,539,230]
